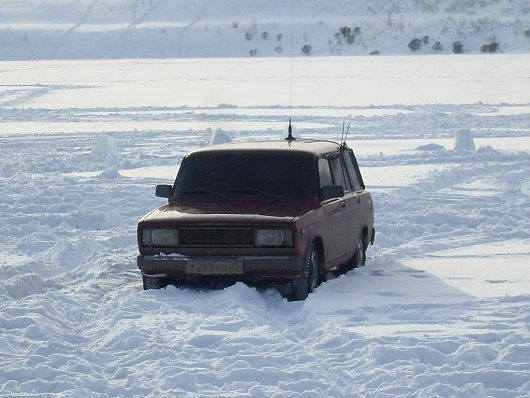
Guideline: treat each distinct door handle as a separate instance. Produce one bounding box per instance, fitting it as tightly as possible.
[340,201,346,208]
[356,198,361,204]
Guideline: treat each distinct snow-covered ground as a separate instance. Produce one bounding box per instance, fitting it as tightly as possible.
[1,0,529,60]
[1,54,530,396]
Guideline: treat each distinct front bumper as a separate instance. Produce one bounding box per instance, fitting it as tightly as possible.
[137,254,305,284]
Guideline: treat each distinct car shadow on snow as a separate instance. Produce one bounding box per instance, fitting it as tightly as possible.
[299,256,476,332]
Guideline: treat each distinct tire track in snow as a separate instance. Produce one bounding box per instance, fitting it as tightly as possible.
[134,0,165,25]
[0,87,47,107]
[177,0,212,54]
[119,0,164,50]
[370,150,530,259]
[50,0,99,59]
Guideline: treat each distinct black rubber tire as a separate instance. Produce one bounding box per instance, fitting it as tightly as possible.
[291,244,320,301]
[353,236,366,267]
[142,274,165,290]
[337,231,368,275]
[361,233,368,266]
[344,236,365,272]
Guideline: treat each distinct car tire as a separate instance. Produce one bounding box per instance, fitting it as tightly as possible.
[291,244,320,301]
[342,235,364,273]
[142,274,165,290]
[353,236,366,267]
[361,232,368,266]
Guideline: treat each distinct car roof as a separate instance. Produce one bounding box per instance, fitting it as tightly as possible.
[189,139,342,156]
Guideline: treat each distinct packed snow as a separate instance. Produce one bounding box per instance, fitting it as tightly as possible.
[1,0,529,60]
[1,53,530,396]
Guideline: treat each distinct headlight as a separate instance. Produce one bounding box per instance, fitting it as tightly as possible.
[255,229,293,247]
[142,229,178,247]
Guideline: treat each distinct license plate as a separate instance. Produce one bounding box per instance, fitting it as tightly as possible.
[185,261,243,275]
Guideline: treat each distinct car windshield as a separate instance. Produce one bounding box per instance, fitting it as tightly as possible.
[173,152,317,201]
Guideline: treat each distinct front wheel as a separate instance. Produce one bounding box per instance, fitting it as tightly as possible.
[291,244,320,301]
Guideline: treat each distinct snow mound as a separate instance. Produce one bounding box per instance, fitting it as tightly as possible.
[416,143,446,151]
[454,129,476,151]
[91,134,118,158]
[98,166,121,179]
[209,128,232,146]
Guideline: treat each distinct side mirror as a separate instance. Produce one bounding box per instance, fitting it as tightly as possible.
[320,185,344,201]
[155,184,173,199]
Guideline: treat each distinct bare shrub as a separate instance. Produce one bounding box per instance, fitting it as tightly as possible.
[481,42,498,53]
[301,44,312,55]
[408,38,422,51]
[339,26,351,37]
[432,41,443,51]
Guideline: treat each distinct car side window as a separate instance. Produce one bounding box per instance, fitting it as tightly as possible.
[343,150,365,191]
[318,157,333,188]
[330,153,352,191]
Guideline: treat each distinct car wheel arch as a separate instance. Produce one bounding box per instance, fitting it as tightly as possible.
[305,236,325,277]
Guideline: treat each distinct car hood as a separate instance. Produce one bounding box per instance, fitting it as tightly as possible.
[139,199,317,225]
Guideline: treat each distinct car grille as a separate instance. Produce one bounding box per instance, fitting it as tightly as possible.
[178,228,254,247]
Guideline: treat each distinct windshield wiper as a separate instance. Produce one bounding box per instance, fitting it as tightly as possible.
[229,188,284,199]
[179,188,227,198]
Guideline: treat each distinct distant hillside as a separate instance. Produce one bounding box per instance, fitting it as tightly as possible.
[1,0,529,60]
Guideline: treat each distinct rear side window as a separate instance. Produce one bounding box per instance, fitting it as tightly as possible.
[343,150,365,191]
[318,158,333,188]
[330,153,352,191]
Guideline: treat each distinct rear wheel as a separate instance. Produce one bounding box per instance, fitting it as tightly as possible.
[342,235,365,272]
[291,244,320,301]
[361,232,368,266]
[142,274,166,290]
[353,236,366,267]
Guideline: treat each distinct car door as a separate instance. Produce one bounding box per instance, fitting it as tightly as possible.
[342,149,369,252]
[319,156,349,263]
[329,152,361,256]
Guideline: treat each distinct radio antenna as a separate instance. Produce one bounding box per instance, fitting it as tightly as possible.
[340,122,351,149]
[289,0,295,114]
[345,122,351,142]
[286,0,296,139]
[286,117,294,141]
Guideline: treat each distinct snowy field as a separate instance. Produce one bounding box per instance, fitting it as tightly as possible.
[1,54,530,396]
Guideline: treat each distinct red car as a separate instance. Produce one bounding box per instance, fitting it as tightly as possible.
[137,139,375,300]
